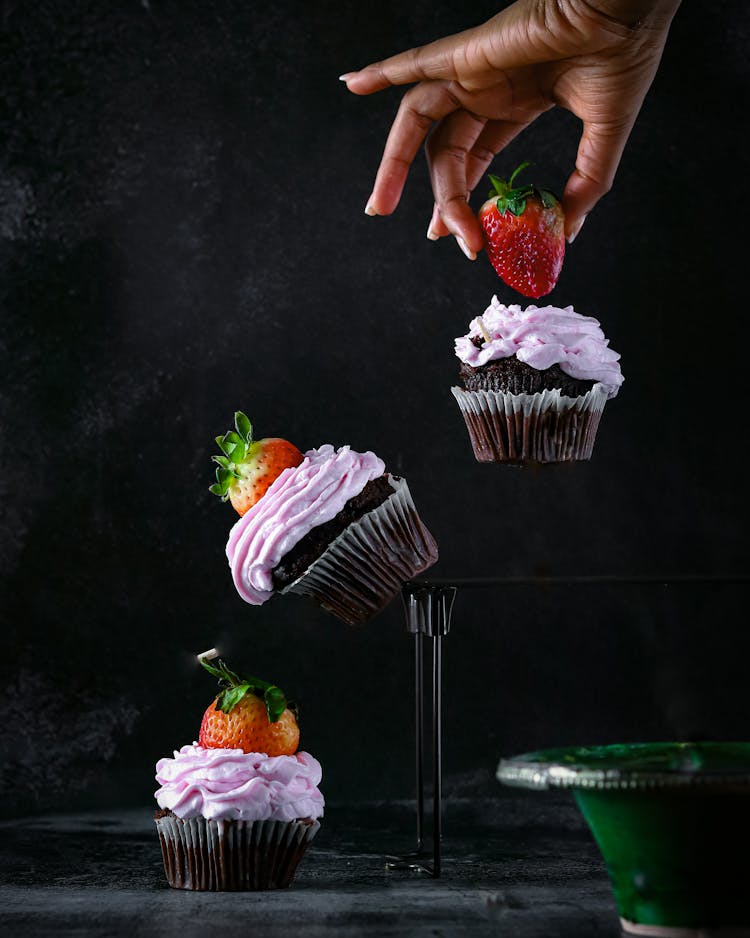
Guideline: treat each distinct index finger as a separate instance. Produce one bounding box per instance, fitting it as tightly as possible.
[366,81,466,215]
[341,3,562,95]
[342,27,480,95]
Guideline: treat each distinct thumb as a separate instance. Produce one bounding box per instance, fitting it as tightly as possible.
[562,118,635,242]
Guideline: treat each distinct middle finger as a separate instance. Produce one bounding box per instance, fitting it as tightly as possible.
[367,80,470,216]
[425,108,488,250]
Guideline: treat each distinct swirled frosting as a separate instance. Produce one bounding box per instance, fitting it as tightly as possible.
[454,297,624,398]
[154,744,325,822]
[226,444,386,605]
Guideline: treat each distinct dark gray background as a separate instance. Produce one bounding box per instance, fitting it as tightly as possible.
[1,0,748,820]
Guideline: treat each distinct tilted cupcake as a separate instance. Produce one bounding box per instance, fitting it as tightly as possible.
[452,298,624,464]
[210,412,438,625]
[154,653,323,891]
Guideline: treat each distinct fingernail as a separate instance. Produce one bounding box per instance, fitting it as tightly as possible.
[456,237,477,261]
[427,206,440,240]
[567,215,587,244]
[364,200,378,217]
[339,73,355,82]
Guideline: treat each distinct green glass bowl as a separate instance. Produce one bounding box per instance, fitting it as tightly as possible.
[497,742,750,937]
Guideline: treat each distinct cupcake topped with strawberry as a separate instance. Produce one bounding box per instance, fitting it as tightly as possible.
[154,651,323,891]
[209,412,438,625]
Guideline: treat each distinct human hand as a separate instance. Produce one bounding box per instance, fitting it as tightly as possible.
[341,0,681,257]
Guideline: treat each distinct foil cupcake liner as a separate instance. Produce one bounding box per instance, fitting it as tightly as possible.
[155,814,320,891]
[281,475,439,625]
[451,384,609,464]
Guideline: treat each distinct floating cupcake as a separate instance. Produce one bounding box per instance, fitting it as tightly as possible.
[154,652,323,891]
[210,413,438,625]
[452,298,623,464]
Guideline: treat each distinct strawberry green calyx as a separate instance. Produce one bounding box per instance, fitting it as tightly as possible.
[199,655,291,723]
[209,411,255,500]
[487,162,559,218]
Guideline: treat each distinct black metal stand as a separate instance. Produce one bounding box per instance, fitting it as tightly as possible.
[385,574,750,879]
[385,584,456,878]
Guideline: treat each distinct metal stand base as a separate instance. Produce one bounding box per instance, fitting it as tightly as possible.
[385,584,456,878]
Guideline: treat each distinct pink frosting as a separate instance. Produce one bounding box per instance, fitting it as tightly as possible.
[226,444,385,605]
[154,744,325,822]
[454,297,624,398]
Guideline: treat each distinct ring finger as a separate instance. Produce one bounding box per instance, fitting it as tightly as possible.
[427,115,542,243]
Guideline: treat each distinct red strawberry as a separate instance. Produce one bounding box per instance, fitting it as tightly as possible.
[478,162,565,299]
[197,655,300,756]
[209,411,303,515]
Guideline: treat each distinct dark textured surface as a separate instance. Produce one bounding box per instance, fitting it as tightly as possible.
[271,474,395,589]
[0,793,623,937]
[1,0,750,821]
[458,358,595,397]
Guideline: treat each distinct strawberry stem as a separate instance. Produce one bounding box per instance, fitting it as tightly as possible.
[508,160,532,187]
[209,411,255,500]
[199,654,290,723]
[488,173,508,198]
[485,161,558,218]
[234,411,252,443]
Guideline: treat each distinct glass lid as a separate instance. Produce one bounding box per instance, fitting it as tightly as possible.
[496,741,750,791]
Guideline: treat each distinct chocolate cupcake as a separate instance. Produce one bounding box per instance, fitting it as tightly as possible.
[218,431,438,625]
[154,656,323,892]
[452,298,623,465]
[154,746,323,891]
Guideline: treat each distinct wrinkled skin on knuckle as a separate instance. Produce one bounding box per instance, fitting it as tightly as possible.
[454,33,498,91]
[469,141,497,166]
[503,0,653,69]
[574,0,682,32]
[423,44,457,82]
[574,126,630,193]
[573,165,613,201]
[550,40,657,123]
[436,143,470,170]
[547,0,637,48]
[401,85,439,129]
[368,60,390,89]
[406,46,430,82]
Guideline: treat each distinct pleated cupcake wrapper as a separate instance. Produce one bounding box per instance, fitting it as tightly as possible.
[281,475,439,625]
[155,815,320,891]
[452,384,609,464]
